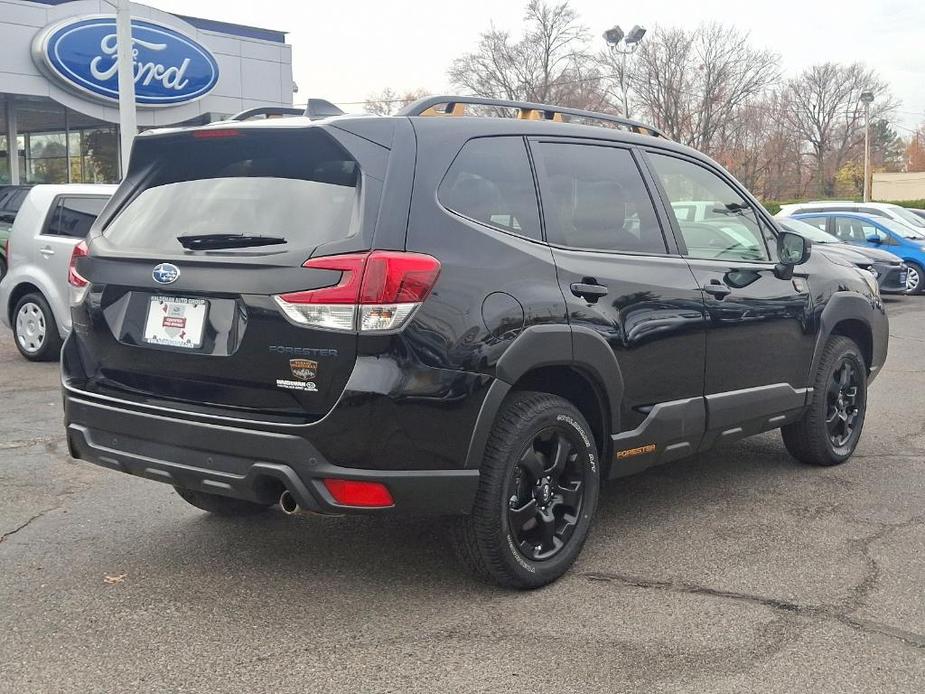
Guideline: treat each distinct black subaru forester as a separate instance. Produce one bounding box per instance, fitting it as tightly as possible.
[63,96,888,589]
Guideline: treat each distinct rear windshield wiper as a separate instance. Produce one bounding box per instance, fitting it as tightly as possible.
[177,233,287,250]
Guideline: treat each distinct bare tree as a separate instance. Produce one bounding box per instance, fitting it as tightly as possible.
[448,0,605,108]
[625,23,780,152]
[364,87,430,116]
[786,63,897,196]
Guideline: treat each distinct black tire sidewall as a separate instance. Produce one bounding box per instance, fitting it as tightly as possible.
[492,398,600,586]
[819,343,867,462]
[13,292,60,361]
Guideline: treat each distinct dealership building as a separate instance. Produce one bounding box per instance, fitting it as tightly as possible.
[0,0,294,184]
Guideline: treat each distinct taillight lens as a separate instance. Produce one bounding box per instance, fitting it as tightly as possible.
[323,479,394,507]
[68,241,89,288]
[273,251,440,332]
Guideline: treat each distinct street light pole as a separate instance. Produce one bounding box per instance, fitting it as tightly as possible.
[112,0,136,179]
[603,25,646,120]
[861,91,874,203]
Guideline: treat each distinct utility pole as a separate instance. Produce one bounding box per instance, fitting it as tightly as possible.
[603,25,646,120]
[861,91,874,202]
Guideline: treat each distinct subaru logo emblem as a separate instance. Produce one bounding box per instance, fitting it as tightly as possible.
[152,263,180,285]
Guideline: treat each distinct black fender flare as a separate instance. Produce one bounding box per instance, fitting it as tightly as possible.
[463,325,624,468]
[810,292,885,381]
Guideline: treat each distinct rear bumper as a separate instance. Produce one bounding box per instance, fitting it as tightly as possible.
[65,390,480,515]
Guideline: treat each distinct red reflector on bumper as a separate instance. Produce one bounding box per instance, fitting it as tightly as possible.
[323,479,394,507]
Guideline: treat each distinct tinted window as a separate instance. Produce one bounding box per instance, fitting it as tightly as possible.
[44,197,109,238]
[534,143,665,253]
[648,153,769,261]
[439,137,540,239]
[105,129,360,252]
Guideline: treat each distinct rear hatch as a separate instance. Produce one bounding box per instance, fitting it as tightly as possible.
[69,124,381,422]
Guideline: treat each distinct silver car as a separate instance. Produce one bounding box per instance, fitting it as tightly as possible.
[0,185,115,360]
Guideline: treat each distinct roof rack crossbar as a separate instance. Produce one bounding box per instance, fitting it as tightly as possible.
[398,95,663,137]
[230,106,306,121]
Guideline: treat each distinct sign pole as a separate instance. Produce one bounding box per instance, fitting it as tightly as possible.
[115,0,136,179]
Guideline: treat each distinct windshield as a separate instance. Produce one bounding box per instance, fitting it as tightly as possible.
[780,218,839,243]
[888,205,925,229]
[876,216,925,240]
[104,129,361,253]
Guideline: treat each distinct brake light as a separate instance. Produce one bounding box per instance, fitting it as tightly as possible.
[323,479,394,507]
[68,241,89,288]
[273,251,440,331]
[192,128,241,139]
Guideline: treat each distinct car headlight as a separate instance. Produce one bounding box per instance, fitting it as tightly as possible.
[856,267,880,296]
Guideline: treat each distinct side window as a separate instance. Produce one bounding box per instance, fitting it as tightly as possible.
[798,216,829,232]
[860,208,888,218]
[858,221,889,244]
[647,153,769,261]
[834,217,868,243]
[438,137,541,240]
[533,142,666,254]
[43,197,109,238]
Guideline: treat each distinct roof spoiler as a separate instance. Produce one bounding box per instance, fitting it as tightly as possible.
[229,99,346,122]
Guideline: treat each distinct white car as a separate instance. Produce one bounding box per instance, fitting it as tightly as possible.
[0,184,116,360]
[775,201,925,232]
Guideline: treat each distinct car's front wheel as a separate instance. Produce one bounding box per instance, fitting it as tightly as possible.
[13,292,62,361]
[781,335,867,466]
[904,261,923,295]
[450,391,600,589]
[174,487,273,516]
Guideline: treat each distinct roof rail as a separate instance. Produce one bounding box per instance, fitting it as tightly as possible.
[230,106,305,121]
[398,95,663,137]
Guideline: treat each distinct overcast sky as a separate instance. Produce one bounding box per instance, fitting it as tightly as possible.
[147,0,925,133]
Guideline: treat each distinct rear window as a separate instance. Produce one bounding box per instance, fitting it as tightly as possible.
[104,129,360,252]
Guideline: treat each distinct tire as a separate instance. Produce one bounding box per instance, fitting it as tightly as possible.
[449,391,601,589]
[781,335,867,466]
[174,487,272,517]
[904,261,924,295]
[13,292,62,362]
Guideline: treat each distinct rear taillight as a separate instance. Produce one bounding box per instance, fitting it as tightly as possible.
[68,241,89,288]
[273,251,441,332]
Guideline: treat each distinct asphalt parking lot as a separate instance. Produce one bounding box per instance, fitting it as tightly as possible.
[0,298,923,694]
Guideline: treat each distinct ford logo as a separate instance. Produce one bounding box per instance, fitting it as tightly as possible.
[33,16,219,106]
[152,263,180,285]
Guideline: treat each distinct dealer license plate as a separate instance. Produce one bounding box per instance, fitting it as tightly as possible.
[143,296,208,349]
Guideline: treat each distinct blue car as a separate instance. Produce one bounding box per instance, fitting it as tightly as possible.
[792,212,925,294]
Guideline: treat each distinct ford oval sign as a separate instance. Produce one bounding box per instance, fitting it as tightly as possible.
[152,263,180,285]
[33,16,219,107]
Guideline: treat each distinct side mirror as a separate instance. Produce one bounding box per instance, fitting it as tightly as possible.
[867,235,882,245]
[775,231,811,280]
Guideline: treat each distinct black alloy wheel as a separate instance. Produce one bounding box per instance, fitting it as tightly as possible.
[507,427,587,562]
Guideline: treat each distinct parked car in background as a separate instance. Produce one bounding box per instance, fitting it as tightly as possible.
[0,185,34,280]
[778,218,907,294]
[791,212,925,294]
[0,184,115,360]
[776,201,925,233]
[908,208,925,222]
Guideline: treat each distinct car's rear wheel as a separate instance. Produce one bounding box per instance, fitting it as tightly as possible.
[174,487,273,516]
[781,335,867,466]
[904,261,923,294]
[13,292,62,361]
[450,391,600,589]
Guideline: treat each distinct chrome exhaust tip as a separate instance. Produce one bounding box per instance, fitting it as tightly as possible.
[279,489,301,515]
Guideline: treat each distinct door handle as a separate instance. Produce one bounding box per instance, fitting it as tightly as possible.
[702,281,731,299]
[570,282,609,302]
[39,247,55,257]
